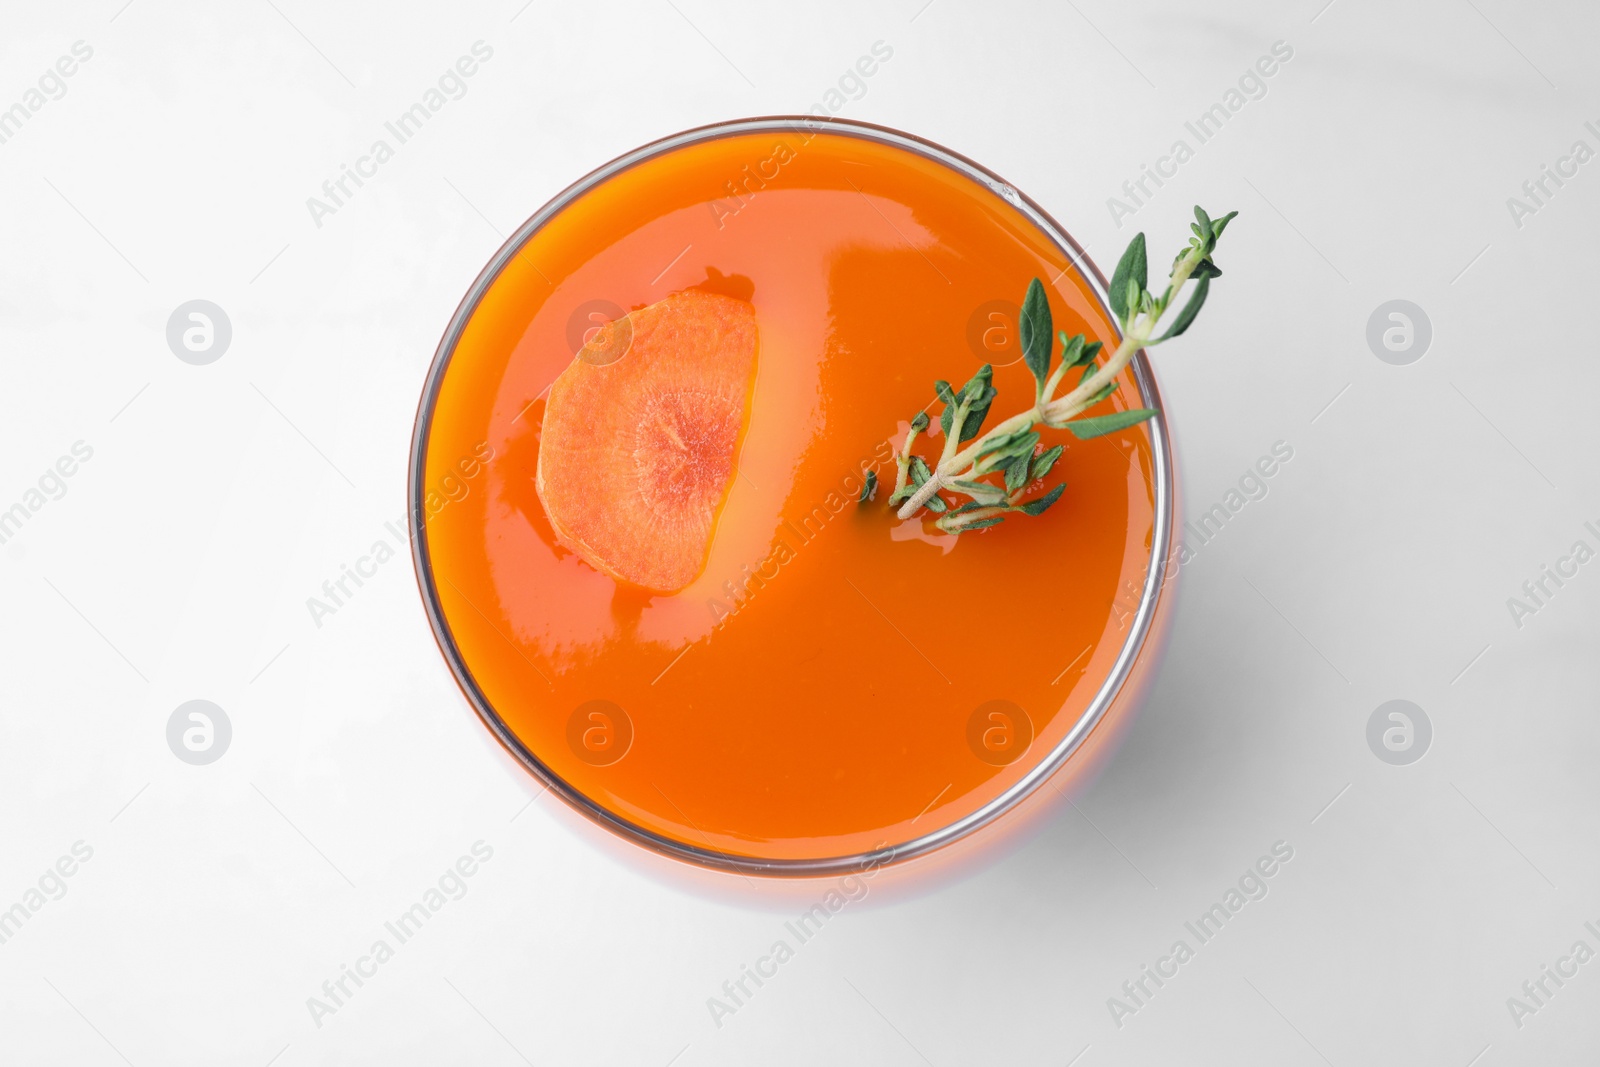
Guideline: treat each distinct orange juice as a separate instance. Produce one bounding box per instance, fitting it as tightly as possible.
[412,119,1170,873]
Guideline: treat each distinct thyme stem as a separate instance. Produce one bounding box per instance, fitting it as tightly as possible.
[888,206,1236,531]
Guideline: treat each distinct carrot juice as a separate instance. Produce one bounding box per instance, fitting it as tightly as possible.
[412,120,1166,872]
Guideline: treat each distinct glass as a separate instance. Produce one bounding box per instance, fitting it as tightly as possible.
[408,117,1175,878]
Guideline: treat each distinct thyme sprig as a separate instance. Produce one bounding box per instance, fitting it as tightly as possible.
[886,205,1237,534]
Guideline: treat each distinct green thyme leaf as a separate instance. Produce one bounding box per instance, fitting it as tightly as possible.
[938,508,1001,534]
[974,430,1039,475]
[1004,455,1031,492]
[974,427,1032,459]
[967,444,993,469]
[948,478,1008,505]
[1086,378,1120,405]
[1209,209,1238,241]
[959,364,993,401]
[957,367,995,442]
[923,492,947,513]
[859,470,877,503]
[1157,273,1210,341]
[1077,360,1121,404]
[1019,278,1053,392]
[1008,430,1040,458]
[910,411,929,433]
[1031,444,1063,480]
[1065,408,1158,440]
[972,451,1008,476]
[1109,232,1148,322]
[934,382,958,437]
[958,396,994,442]
[1016,483,1066,516]
[1059,332,1085,371]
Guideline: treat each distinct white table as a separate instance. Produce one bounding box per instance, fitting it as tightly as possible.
[1,1,1594,1063]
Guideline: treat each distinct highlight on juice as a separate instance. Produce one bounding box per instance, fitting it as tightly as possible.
[409,117,1236,876]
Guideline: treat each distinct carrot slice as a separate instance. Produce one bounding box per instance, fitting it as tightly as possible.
[536,290,758,593]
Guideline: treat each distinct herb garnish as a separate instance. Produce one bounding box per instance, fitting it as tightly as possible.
[886,206,1237,533]
[858,470,878,503]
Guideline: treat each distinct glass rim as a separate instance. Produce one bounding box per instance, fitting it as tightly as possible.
[407,114,1174,878]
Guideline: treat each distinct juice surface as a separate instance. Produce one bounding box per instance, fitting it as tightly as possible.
[420,128,1158,863]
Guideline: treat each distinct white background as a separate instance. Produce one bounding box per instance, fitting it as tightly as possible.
[3,0,1599,1064]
